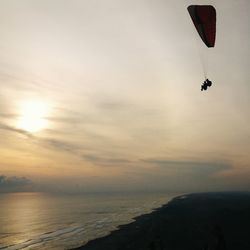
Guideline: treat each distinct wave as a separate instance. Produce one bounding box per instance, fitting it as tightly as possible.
[1,226,85,250]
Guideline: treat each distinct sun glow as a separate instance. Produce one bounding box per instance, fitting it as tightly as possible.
[17,100,50,133]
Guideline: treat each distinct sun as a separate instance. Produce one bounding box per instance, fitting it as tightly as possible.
[17,100,50,133]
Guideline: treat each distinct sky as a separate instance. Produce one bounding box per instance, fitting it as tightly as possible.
[0,0,249,193]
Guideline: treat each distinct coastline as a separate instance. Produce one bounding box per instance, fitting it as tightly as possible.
[70,192,250,250]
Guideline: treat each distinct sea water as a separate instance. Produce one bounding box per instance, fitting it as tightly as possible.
[0,192,175,250]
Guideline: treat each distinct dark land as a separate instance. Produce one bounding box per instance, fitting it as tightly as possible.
[71,192,250,250]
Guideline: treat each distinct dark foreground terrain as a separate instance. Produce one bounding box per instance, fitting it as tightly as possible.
[71,192,250,250]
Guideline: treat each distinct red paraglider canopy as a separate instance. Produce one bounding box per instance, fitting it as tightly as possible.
[187,5,216,47]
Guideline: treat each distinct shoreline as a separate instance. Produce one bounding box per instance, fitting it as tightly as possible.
[70,191,250,250]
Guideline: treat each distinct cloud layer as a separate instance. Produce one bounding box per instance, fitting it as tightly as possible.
[0,175,33,192]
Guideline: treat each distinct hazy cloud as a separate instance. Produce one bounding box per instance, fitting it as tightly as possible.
[135,158,234,192]
[95,98,132,112]
[44,138,81,153]
[142,158,229,170]
[0,113,16,118]
[0,175,33,192]
[0,122,33,137]
[141,158,231,177]
[83,153,131,166]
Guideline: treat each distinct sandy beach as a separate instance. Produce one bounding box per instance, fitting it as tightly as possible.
[71,192,250,250]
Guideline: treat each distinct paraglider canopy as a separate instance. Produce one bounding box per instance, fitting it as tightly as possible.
[187,5,216,47]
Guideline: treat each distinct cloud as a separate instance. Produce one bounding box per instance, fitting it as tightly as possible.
[129,158,235,192]
[141,158,230,174]
[96,98,132,112]
[0,122,33,137]
[83,153,131,166]
[0,175,33,192]
[44,138,81,153]
[0,113,16,118]
[0,119,83,153]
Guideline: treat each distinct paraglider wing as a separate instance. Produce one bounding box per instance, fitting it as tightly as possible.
[187,5,216,47]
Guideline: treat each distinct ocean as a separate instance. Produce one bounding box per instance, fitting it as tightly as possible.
[0,192,175,250]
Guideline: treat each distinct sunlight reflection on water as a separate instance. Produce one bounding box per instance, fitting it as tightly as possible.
[0,192,174,250]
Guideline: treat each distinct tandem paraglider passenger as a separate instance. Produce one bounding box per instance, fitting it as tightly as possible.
[201,79,213,91]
